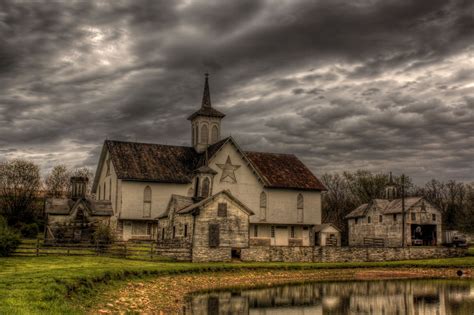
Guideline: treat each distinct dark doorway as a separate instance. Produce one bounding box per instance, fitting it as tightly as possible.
[231,248,241,260]
[411,224,437,246]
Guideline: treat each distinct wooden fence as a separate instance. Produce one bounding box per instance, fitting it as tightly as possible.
[13,239,168,261]
[363,237,385,247]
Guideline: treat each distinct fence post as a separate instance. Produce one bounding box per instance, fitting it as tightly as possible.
[36,238,40,257]
[150,242,154,260]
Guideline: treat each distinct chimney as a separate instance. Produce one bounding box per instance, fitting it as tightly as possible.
[70,177,88,200]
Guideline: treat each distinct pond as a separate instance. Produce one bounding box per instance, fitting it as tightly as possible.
[185,279,474,315]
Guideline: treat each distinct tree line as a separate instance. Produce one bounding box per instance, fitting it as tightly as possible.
[321,170,474,243]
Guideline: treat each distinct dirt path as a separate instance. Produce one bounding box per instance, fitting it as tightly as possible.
[89,267,472,314]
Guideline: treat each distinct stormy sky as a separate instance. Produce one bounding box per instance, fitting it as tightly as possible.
[0,0,473,183]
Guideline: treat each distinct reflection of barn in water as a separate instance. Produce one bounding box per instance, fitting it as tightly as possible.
[45,177,113,243]
[184,280,473,315]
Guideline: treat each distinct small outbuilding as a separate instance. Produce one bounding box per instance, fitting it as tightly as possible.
[314,224,341,246]
[157,189,254,262]
[45,177,114,243]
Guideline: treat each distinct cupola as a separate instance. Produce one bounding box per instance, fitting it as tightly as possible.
[188,74,225,153]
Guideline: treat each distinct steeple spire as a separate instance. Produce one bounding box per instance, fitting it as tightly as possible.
[201,73,211,108]
[385,171,398,200]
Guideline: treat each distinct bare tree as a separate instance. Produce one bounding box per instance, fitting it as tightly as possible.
[45,165,69,198]
[0,159,41,225]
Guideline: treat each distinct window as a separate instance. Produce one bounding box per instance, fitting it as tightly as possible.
[218,203,227,217]
[132,222,147,235]
[355,218,358,225]
[106,158,111,176]
[379,215,383,223]
[367,216,371,224]
[211,125,219,143]
[411,212,416,221]
[297,194,304,223]
[259,192,267,221]
[200,124,209,144]
[192,126,196,146]
[194,177,200,198]
[432,214,436,221]
[103,182,106,200]
[143,186,152,217]
[201,177,210,198]
[109,178,112,200]
[161,228,165,240]
[254,225,258,237]
[209,224,220,247]
[98,185,101,200]
[271,226,275,237]
[393,214,397,222]
[146,223,152,236]
[290,226,295,238]
[172,226,176,239]
[184,224,188,237]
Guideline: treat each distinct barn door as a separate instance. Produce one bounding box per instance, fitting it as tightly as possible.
[209,224,220,247]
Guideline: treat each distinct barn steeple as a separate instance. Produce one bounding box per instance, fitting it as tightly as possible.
[201,73,211,108]
[188,74,225,153]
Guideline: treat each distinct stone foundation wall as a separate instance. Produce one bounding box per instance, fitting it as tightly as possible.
[241,246,466,263]
[192,246,231,262]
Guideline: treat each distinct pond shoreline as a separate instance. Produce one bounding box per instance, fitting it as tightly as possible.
[90,267,473,314]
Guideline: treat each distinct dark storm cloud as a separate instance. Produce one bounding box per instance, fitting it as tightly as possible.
[0,0,473,183]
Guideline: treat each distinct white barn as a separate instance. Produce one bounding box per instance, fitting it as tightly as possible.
[92,75,327,247]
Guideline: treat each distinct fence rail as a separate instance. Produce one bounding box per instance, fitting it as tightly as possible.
[13,239,167,261]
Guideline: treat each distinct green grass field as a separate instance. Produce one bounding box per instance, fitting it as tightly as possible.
[1,255,473,315]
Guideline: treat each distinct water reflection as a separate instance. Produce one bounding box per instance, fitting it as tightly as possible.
[184,279,474,315]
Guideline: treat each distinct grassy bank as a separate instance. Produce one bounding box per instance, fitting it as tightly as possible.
[1,255,473,314]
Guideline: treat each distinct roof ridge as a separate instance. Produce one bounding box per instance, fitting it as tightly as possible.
[244,150,297,157]
[105,139,193,149]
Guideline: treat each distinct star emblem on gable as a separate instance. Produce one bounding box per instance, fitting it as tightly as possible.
[216,156,241,183]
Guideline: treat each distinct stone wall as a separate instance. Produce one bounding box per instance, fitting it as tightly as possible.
[241,246,466,263]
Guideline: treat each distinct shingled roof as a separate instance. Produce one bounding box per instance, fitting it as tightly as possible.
[45,197,113,216]
[245,151,326,190]
[105,140,199,183]
[345,197,427,219]
[100,138,325,191]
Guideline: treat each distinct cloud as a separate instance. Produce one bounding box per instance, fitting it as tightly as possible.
[0,0,472,182]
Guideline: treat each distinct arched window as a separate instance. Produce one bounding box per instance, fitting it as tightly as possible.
[109,178,112,200]
[143,186,152,217]
[103,182,106,200]
[201,177,210,198]
[98,185,101,200]
[200,124,209,144]
[259,192,267,221]
[195,125,199,145]
[211,125,219,143]
[297,194,304,223]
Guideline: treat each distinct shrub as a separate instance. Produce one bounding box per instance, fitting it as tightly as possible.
[19,223,40,238]
[0,216,21,257]
[92,223,115,245]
